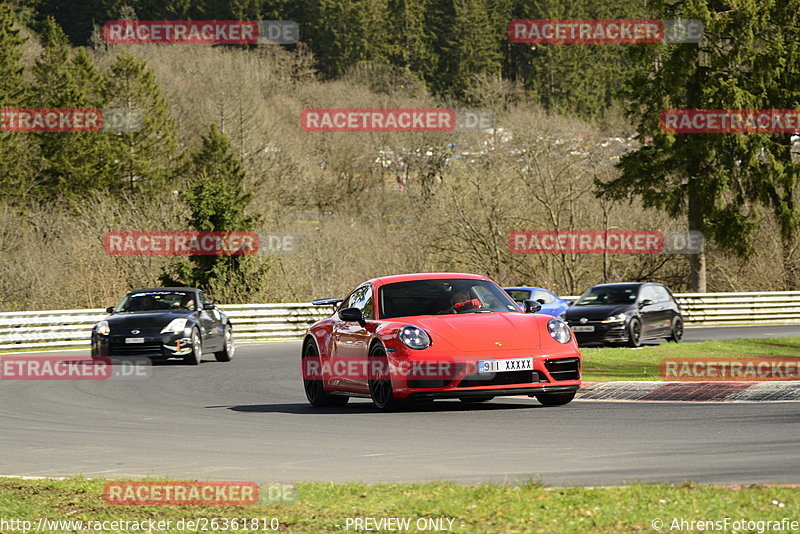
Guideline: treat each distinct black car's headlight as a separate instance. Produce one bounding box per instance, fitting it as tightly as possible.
[603,313,627,324]
[399,325,431,350]
[160,318,189,335]
[96,320,110,336]
[547,318,571,344]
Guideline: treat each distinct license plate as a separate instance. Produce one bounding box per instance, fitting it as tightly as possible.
[125,337,145,344]
[572,325,594,332]
[477,357,533,374]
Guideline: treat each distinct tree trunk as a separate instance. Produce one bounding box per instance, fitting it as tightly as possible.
[688,180,706,292]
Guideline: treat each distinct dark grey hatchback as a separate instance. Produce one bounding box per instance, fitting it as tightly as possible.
[563,282,683,347]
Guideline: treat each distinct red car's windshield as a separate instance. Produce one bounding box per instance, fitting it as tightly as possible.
[379,279,521,319]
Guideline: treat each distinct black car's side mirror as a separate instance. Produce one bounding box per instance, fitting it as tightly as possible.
[523,299,542,313]
[639,299,653,308]
[203,302,216,310]
[106,306,115,313]
[338,307,366,327]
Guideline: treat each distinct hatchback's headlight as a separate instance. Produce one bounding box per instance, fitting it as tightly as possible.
[160,318,188,335]
[547,318,571,344]
[96,320,110,336]
[399,325,431,350]
[604,313,626,323]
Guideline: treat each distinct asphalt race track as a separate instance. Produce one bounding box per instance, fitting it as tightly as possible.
[682,324,800,342]
[1,329,799,486]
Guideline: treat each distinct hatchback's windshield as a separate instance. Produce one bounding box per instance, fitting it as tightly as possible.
[505,289,531,303]
[574,286,638,306]
[380,279,521,318]
[116,291,195,312]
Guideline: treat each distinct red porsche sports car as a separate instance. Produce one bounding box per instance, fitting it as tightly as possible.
[301,273,581,411]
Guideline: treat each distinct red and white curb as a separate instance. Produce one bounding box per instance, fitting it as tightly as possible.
[578,381,800,401]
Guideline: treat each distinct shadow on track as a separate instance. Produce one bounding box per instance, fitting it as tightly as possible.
[217,400,547,415]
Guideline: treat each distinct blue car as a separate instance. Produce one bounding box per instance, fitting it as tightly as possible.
[503,287,572,318]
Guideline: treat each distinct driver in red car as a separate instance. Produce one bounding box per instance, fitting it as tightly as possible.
[442,286,479,313]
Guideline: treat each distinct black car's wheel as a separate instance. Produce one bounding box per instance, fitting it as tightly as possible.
[535,391,576,406]
[459,396,494,403]
[626,318,642,348]
[214,325,234,362]
[667,316,683,343]
[184,328,202,365]
[302,342,349,407]
[368,344,404,412]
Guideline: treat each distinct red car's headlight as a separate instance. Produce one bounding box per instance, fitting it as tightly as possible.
[547,318,571,343]
[398,325,431,350]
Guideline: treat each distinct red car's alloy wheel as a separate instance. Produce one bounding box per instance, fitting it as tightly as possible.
[368,344,403,411]
[303,342,348,407]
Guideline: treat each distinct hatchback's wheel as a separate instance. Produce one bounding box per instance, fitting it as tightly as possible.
[535,391,576,406]
[667,316,683,343]
[459,396,494,403]
[214,325,234,362]
[302,342,348,407]
[184,328,202,365]
[368,344,404,412]
[626,318,642,348]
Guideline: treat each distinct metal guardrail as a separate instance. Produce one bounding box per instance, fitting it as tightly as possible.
[0,304,331,351]
[673,291,800,326]
[0,292,799,350]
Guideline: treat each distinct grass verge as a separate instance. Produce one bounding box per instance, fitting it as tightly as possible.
[0,477,798,533]
[581,337,800,382]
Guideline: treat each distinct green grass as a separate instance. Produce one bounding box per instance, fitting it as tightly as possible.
[0,477,798,533]
[581,337,800,382]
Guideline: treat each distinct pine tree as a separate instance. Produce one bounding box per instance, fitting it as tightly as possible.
[0,4,42,204]
[385,0,437,81]
[439,0,503,99]
[161,123,269,303]
[596,0,800,290]
[302,0,391,77]
[506,0,647,120]
[103,50,181,193]
[33,17,116,200]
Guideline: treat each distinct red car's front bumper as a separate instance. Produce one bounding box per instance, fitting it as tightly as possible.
[386,346,581,400]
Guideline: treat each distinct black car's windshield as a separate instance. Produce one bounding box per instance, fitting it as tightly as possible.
[574,286,638,306]
[380,279,521,319]
[116,291,196,312]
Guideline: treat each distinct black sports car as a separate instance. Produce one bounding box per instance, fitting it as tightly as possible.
[564,282,683,347]
[90,287,234,364]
